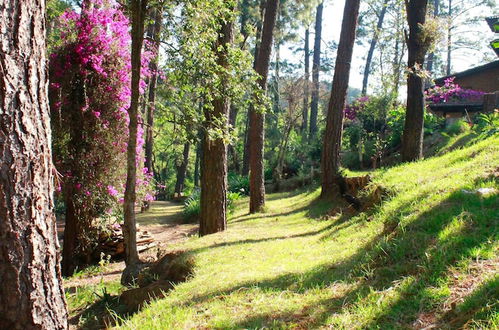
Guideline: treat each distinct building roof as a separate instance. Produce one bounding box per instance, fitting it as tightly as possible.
[434,60,499,86]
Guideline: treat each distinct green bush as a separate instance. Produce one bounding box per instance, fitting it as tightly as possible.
[446,119,470,136]
[473,112,499,138]
[228,173,249,195]
[183,189,200,223]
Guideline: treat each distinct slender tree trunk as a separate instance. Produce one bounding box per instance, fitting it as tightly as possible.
[248,0,279,213]
[361,0,388,96]
[302,28,310,133]
[446,0,452,75]
[321,0,361,198]
[174,143,190,196]
[194,139,201,187]
[402,0,429,162]
[309,2,323,140]
[199,11,234,236]
[0,0,68,327]
[228,105,241,173]
[426,0,440,74]
[122,0,147,282]
[145,10,162,177]
[242,0,266,176]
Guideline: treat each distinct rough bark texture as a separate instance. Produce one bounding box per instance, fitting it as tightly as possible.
[199,14,234,236]
[242,0,266,176]
[302,28,310,133]
[446,0,452,76]
[361,0,388,96]
[174,143,190,196]
[248,0,279,213]
[228,105,240,173]
[321,0,361,198]
[309,2,323,140]
[401,0,429,162]
[145,10,162,176]
[0,0,68,327]
[123,0,147,272]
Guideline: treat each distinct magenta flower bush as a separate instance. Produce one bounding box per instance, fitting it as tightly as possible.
[344,96,370,121]
[49,0,154,254]
[425,77,485,104]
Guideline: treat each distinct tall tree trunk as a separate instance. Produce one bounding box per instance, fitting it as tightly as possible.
[321,0,361,198]
[242,0,266,176]
[426,0,440,74]
[199,10,234,236]
[194,139,201,187]
[174,143,190,196]
[446,0,452,75]
[145,10,162,177]
[248,0,279,213]
[302,28,310,133]
[401,0,429,162]
[0,0,68,327]
[309,2,323,140]
[122,0,147,283]
[361,0,388,96]
[228,105,241,173]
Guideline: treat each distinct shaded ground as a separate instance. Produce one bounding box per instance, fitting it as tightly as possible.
[63,201,197,287]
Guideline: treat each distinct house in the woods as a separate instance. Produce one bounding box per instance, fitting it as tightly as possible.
[428,60,499,124]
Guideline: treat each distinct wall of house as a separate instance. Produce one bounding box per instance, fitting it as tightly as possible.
[452,67,499,92]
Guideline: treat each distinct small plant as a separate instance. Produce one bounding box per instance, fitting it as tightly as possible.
[473,112,499,138]
[446,119,470,136]
[183,189,200,223]
[227,192,242,213]
[228,173,250,195]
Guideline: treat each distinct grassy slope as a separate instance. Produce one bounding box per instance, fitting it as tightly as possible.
[115,134,499,329]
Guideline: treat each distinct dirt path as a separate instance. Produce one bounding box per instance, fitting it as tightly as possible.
[64,201,197,287]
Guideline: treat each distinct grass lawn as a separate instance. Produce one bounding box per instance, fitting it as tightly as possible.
[66,134,499,329]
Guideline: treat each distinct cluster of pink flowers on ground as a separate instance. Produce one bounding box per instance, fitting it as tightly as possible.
[425,77,485,104]
[49,0,155,218]
[344,96,370,121]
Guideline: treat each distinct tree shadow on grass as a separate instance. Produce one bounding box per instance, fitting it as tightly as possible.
[179,177,498,329]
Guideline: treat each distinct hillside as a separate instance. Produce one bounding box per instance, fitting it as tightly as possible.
[65,134,498,329]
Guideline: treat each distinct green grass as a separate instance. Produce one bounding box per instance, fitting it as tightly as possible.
[66,134,499,329]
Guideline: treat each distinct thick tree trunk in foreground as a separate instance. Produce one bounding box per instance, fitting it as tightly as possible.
[321,0,361,198]
[199,14,234,236]
[174,143,190,196]
[401,0,429,162]
[0,0,68,327]
[123,0,147,280]
[302,28,310,133]
[248,0,279,213]
[446,0,452,76]
[309,2,323,141]
[361,0,388,96]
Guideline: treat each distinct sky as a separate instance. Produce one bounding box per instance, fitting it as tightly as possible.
[280,0,498,91]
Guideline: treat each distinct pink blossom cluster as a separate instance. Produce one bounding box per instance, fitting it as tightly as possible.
[425,77,485,104]
[49,0,155,219]
[344,96,370,121]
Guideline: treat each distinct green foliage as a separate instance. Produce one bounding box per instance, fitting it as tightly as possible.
[446,119,471,136]
[473,112,499,138]
[228,173,249,195]
[183,190,201,223]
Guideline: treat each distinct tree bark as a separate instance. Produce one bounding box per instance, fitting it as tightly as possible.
[123,0,147,276]
[309,2,323,141]
[242,0,266,176]
[228,105,240,173]
[174,143,190,196]
[401,0,429,162]
[361,0,388,96]
[145,10,162,177]
[248,0,279,213]
[302,28,310,133]
[0,0,68,327]
[321,0,361,198]
[426,0,440,74]
[199,11,234,236]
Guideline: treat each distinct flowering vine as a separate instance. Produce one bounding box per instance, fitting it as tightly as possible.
[425,77,485,104]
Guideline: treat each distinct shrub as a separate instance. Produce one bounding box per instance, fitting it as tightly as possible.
[446,119,470,136]
[228,173,249,195]
[183,189,200,223]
